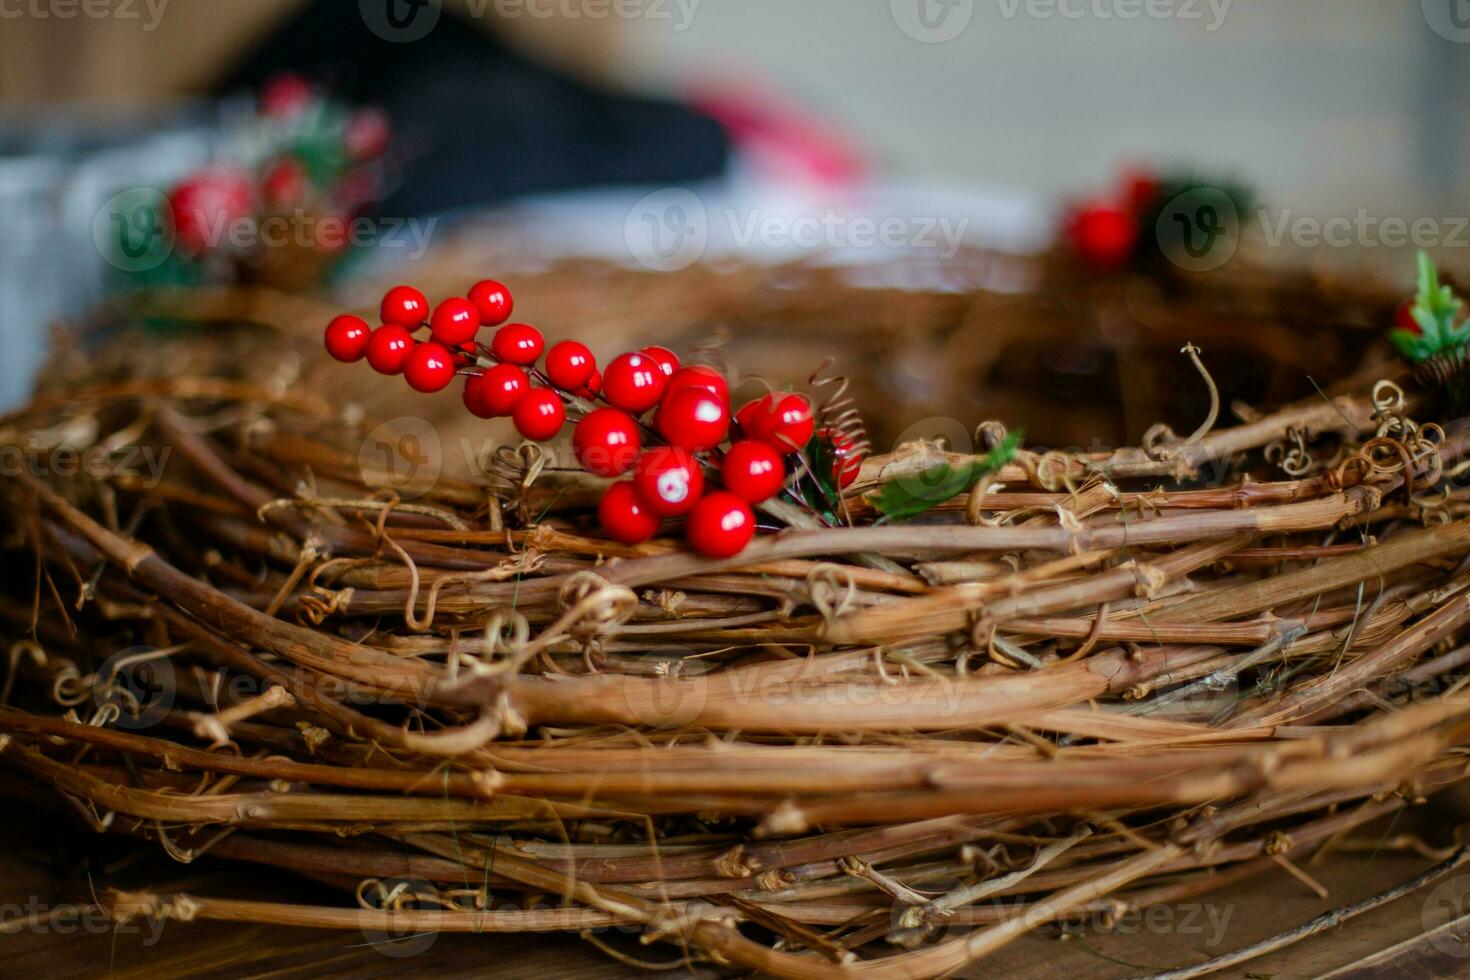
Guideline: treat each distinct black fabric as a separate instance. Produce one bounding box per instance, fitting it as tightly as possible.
[218,1,729,216]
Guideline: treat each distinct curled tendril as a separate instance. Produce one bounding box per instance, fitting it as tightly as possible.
[807,563,858,626]
[1372,379,1406,415]
[975,420,1010,451]
[689,325,736,380]
[1143,344,1219,463]
[357,877,451,912]
[3,640,45,706]
[809,359,871,461]
[486,443,549,518]
[1265,426,1314,477]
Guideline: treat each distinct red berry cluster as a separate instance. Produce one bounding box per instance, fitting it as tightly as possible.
[1065,168,1160,271]
[167,74,390,261]
[325,281,864,558]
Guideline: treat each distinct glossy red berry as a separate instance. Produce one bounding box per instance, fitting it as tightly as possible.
[1069,202,1136,270]
[453,341,479,367]
[642,346,680,379]
[430,297,481,347]
[462,375,489,417]
[468,279,513,327]
[747,393,814,452]
[574,408,642,478]
[599,482,660,545]
[262,158,309,208]
[1120,168,1160,214]
[1394,299,1420,335]
[170,168,254,254]
[260,72,313,119]
[513,388,566,441]
[734,395,770,437]
[822,429,864,489]
[603,352,667,414]
[657,388,729,452]
[381,286,429,328]
[722,440,785,502]
[491,323,544,365]
[664,366,729,406]
[633,447,704,517]
[686,492,755,558]
[324,314,371,362]
[345,108,391,160]
[545,341,597,391]
[578,369,602,401]
[404,342,455,393]
[464,363,529,417]
[366,325,416,375]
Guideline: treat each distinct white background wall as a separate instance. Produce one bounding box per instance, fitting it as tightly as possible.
[615,0,1469,220]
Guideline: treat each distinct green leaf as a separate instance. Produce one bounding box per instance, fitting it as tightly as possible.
[1402,250,1466,361]
[1388,328,1427,360]
[804,433,843,504]
[872,430,1021,523]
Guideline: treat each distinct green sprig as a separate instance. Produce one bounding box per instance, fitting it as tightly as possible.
[871,430,1022,523]
[1390,251,1466,363]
